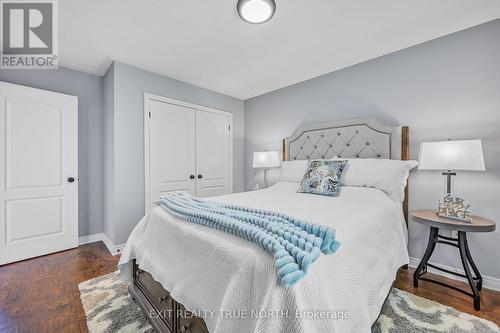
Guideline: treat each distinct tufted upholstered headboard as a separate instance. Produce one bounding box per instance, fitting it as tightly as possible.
[282,118,410,224]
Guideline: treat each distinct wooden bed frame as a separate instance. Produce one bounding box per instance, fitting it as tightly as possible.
[129,118,411,333]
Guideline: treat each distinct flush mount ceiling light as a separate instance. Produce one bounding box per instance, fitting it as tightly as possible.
[237,0,276,24]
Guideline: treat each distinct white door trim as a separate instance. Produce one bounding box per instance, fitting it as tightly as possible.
[143,93,233,214]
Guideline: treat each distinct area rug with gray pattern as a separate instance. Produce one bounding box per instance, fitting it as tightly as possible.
[79,273,499,333]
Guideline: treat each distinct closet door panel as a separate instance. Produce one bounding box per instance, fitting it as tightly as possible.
[195,111,231,197]
[149,101,196,206]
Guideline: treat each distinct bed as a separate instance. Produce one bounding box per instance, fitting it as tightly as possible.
[118,118,412,333]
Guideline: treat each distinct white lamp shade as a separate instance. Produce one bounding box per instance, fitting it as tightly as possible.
[418,139,485,171]
[253,151,281,168]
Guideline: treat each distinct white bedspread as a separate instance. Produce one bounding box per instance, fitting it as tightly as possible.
[119,182,409,333]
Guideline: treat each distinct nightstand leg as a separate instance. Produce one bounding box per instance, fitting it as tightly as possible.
[413,226,439,288]
[462,234,483,291]
[458,231,481,311]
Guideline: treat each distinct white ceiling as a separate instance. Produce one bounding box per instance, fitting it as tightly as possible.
[60,1,500,99]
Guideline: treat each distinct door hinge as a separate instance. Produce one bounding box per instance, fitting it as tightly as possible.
[148,111,151,118]
[228,125,231,130]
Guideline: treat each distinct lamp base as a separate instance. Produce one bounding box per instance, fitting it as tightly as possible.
[442,170,456,195]
[263,168,269,188]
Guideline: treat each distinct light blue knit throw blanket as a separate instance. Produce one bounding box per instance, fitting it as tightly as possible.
[158,192,340,288]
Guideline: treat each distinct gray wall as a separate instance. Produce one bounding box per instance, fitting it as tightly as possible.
[0,62,244,244]
[244,19,500,279]
[0,67,104,237]
[110,62,245,244]
[102,63,116,242]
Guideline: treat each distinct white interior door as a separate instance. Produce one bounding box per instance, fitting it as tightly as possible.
[0,81,78,265]
[148,100,196,209]
[195,110,232,197]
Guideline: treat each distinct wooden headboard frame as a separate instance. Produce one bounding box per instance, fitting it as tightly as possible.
[281,118,410,225]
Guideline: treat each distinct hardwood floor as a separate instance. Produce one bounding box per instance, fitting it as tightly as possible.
[395,267,500,326]
[0,242,499,333]
[0,242,119,333]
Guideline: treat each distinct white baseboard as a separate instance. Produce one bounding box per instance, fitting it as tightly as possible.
[78,233,125,256]
[110,242,125,256]
[409,257,500,292]
[78,233,105,245]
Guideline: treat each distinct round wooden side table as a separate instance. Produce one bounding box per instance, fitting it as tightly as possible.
[411,210,496,311]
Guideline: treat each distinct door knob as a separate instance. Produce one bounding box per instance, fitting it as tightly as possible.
[189,175,195,179]
[67,177,75,183]
[197,174,203,179]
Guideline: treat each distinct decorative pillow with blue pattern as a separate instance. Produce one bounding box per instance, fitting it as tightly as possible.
[297,160,348,197]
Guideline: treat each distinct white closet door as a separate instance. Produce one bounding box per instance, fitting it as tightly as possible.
[148,101,196,208]
[195,111,231,197]
[0,81,78,265]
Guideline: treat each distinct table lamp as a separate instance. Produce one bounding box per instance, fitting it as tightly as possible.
[253,151,280,188]
[418,139,485,221]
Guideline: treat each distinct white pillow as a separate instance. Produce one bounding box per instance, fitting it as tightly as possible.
[336,158,418,202]
[278,160,309,183]
[278,158,418,202]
